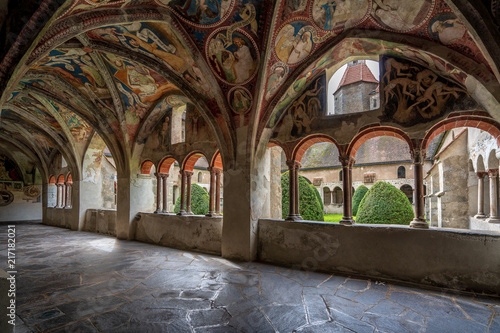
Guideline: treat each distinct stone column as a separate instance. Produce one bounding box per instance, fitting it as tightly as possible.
[206,167,216,217]
[215,168,222,215]
[475,172,487,218]
[55,184,62,208]
[177,170,187,215]
[162,174,169,213]
[64,182,72,209]
[154,173,162,213]
[185,171,194,215]
[410,149,428,228]
[487,169,500,223]
[285,160,302,221]
[339,155,355,225]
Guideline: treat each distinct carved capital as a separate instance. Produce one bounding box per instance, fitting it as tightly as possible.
[184,171,194,178]
[286,160,301,170]
[160,173,169,179]
[411,149,426,164]
[339,155,355,168]
[488,169,499,178]
[477,172,488,179]
[65,182,73,187]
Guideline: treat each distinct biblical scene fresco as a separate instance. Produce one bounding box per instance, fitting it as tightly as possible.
[272,74,326,142]
[136,97,172,145]
[11,93,62,131]
[0,155,22,182]
[266,62,289,100]
[49,100,93,144]
[24,126,56,152]
[371,0,435,32]
[380,56,477,126]
[311,0,370,31]
[228,87,252,114]
[207,29,259,84]
[102,52,180,142]
[428,12,467,46]
[163,0,234,25]
[275,21,316,65]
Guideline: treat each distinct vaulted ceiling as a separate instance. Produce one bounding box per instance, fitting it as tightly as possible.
[0,0,499,180]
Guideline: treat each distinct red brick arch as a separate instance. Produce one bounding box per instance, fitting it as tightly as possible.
[292,134,340,163]
[211,150,223,170]
[182,151,207,172]
[66,172,73,183]
[48,175,56,184]
[140,160,155,175]
[347,126,414,158]
[158,156,178,174]
[422,115,500,151]
[56,174,65,184]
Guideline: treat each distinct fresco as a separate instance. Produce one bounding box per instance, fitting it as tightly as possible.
[52,101,93,144]
[166,95,189,107]
[207,29,259,84]
[136,97,172,145]
[88,22,212,99]
[163,0,234,25]
[311,0,370,31]
[275,22,314,65]
[24,126,55,151]
[12,93,62,131]
[265,62,289,100]
[0,155,22,181]
[380,56,474,125]
[428,12,467,46]
[273,74,326,142]
[371,0,435,32]
[228,87,252,114]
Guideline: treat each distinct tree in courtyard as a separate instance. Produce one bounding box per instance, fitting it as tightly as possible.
[356,181,414,225]
[352,185,369,216]
[281,171,324,221]
[174,183,210,215]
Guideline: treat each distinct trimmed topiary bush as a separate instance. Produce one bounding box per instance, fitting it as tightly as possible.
[352,185,368,216]
[356,181,414,225]
[281,171,324,221]
[174,183,209,215]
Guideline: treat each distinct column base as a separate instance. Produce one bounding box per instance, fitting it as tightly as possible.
[161,210,169,214]
[410,218,429,229]
[285,214,303,221]
[474,214,486,219]
[339,218,355,225]
[154,209,162,214]
[177,210,187,216]
[205,212,215,217]
[186,211,194,215]
[487,217,500,223]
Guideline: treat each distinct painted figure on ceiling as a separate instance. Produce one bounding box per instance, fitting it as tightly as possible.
[430,15,466,46]
[232,38,254,83]
[174,0,220,24]
[288,31,313,64]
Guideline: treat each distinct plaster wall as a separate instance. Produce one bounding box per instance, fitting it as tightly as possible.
[135,213,222,255]
[84,209,116,236]
[258,219,500,296]
[469,216,500,232]
[45,207,73,229]
[0,191,41,222]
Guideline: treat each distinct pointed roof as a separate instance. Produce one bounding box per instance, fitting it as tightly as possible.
[334,61,379,94]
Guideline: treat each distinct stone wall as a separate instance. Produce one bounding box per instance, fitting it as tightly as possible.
[258,219,500,296]
[334,81,378,115]
[469,216,500,232]
[83,209,116,236]
[45,208,73,229]
[134,213,223,255]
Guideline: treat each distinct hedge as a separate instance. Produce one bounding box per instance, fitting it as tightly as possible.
[281,171,324,221]
[356,181,414,225]
[352,185,368,216]
[174,183,210,215]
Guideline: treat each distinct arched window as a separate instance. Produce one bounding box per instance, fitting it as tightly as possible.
[339,170,343,181]
[400,184,413,204]
[323,187,331,205]
[398,166,406,179]
[333,187,343,204]
[172,185,178,205]
[198,171,203,183]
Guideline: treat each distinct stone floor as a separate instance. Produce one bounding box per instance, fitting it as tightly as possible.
[0,223,499,333]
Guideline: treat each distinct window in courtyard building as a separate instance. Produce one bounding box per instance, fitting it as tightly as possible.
[398,166,406,178]
[333,187,343,204]
[198,171,203,183]
[400,184,413,204]
[323,187,331,204]
[339,170,342,181]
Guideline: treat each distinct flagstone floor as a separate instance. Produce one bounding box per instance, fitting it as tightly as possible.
[0,223,498,333]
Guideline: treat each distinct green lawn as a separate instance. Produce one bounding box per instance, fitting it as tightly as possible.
[323,214,356,223]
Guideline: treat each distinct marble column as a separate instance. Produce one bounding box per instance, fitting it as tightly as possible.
[206,167,216,217]
[177,170,187,216]
[162,174,169,213]
[185,171,194,215]
[339,155,355,225]
[55,184,62,208]
[487,169,500,223]
[64,182,72,209]
[475,172,487,218]
[215,168,222,215]
[154,173,162,213]
[285,160,302,221]
[410,148,428,229]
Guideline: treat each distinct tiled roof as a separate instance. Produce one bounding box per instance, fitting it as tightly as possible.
[335,61,378,93]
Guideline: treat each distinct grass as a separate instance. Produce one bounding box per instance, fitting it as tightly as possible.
[323,214,356,223]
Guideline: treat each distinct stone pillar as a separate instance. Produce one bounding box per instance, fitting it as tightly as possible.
[410,149,428,228]
[206,167,216,217]
[475,172,487,218]
[185,171,194,215]
[154,173,162,213]
[487,169,500,223]
[215,168,222,215]
[162,174,169,213]
[285,160,301,220]
[339,155,355,225]
[55,184,62,208]
[64,182,72,209]
[177,170,187,215]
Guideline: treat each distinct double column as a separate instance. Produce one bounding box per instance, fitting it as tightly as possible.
[64,182,72,209]
[206,167,222,217]
[285,160,302,221]
[339,155,355,225]
[487,169,500,223]
[410,148,428,228]
[475,172,487,218]
[177,170,193,215]
[154,173,170,214]
[55,183,65,208]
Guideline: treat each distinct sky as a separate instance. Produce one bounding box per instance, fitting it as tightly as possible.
[327,60,380,113]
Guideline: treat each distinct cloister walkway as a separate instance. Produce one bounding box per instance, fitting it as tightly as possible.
[1,223,498,332]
